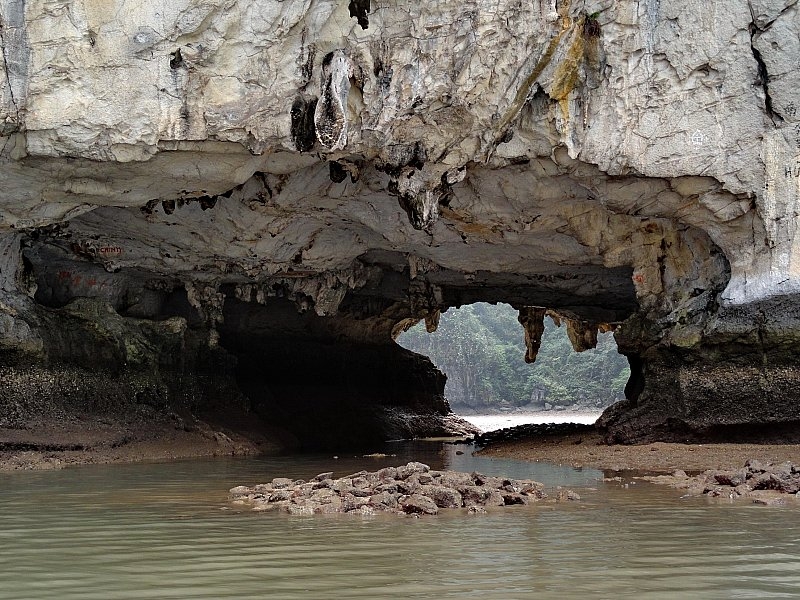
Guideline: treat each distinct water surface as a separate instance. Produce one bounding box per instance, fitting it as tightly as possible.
[1,442,798,599]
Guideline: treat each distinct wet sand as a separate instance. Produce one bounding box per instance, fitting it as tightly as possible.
[0,407,284,471]
[5,409,799,475]
[478,429,800,473]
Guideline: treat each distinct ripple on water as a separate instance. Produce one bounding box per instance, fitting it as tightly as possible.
[1,444,799,599]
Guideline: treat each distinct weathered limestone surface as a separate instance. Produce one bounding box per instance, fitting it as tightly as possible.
[1,0,799,445]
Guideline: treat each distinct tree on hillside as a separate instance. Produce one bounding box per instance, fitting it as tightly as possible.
[397,303,629,412]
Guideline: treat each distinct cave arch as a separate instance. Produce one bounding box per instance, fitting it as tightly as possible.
[396,301,629,418]
[0,153,745,450]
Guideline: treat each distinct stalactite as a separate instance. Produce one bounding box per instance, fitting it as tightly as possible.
[565,319,598,352]
[518,307,547,363]
[424,310,440,333]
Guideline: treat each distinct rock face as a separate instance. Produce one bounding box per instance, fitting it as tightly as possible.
[229,462,551,516]
[1,0,799,445]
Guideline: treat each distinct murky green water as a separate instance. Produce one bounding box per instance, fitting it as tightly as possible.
[1,442,799,599]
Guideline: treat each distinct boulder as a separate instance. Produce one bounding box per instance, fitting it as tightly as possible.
[501,492,529,506]
[286,501,315,516]
[421,485,463,509]
[713,471,747,487]
[396,462,431,480]
[271,478,294,489]
[400,494,439,516]
[268,489,293,502]
[369,491,398,511]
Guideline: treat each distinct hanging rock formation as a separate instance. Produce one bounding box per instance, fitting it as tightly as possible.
[1,0,799,447]
[518,307,548,364]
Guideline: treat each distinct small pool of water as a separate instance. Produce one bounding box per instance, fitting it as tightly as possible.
[1,442,798,599]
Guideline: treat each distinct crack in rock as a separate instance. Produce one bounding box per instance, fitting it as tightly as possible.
[748,14,784,124]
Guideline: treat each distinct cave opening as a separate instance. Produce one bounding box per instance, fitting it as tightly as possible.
[12,232,645,450]
[397,302,629,428]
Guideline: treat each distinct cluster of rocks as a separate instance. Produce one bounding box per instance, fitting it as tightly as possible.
[645,460,800,505]
[471,423,595,446]
[229,462,567,516]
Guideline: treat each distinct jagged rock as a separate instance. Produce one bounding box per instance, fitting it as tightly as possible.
[484,490,508,507]
[369,491,398,510]
[374,482,398,495]
[396,462,430,479]
[315,500,344,514]
[502,492,529,506]
[271,478,294,489]
[438,470,474,489]
[399,494,439,516]
[396,477,421,496]
[375,466,398,481]
[460,485,492,508]
[714,471,748,488]
[286,502,316,516]
[311,488,335,502]
[268,490,293,503]
[421,485,463,509]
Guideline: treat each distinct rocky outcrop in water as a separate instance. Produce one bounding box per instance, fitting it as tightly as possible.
[229,462,560,516]
[645,460,800,505]
[1,0,799,447]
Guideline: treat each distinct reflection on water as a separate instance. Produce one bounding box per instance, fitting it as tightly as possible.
[1,442,799,599]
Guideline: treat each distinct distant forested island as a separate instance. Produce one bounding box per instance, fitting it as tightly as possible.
[398,303,629,414]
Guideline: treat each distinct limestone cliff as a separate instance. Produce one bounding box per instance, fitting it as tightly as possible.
[0,0,799,446]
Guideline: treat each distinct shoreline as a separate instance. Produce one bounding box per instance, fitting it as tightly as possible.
[4,410,800,477]
[0,410,282,472]
[476,429,800,473]
[0,431,266,472]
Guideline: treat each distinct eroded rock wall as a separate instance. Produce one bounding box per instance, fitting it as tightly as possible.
[0,0,798,445]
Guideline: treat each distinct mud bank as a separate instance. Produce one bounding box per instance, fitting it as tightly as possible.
[478,429,800,474]
[0,402,281,471]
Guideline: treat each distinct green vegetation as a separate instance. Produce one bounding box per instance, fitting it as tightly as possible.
[397,303,628,413]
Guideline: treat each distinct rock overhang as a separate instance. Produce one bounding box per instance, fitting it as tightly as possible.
[15,154,669,324]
